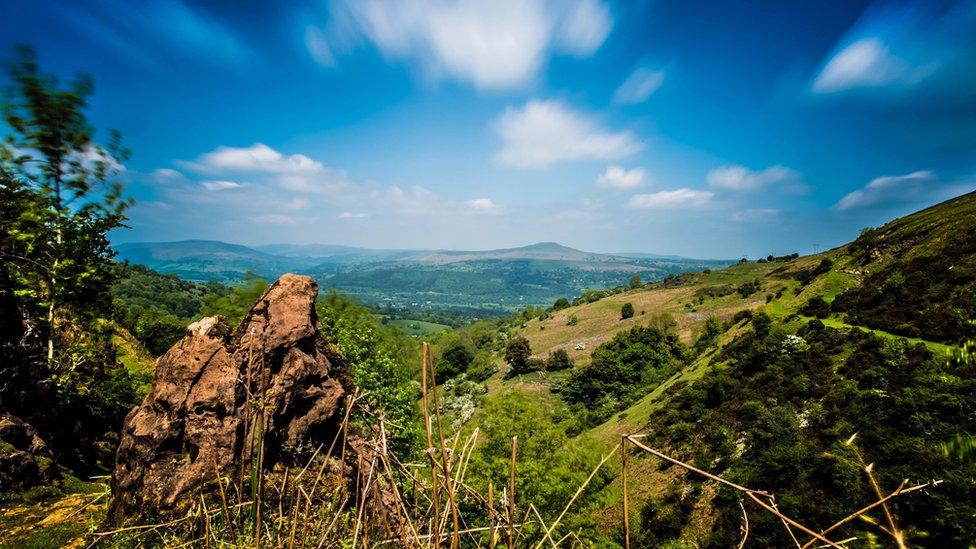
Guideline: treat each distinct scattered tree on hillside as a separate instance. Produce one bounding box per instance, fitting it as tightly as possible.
[553,297,570,310]
[546,348,573,371]
[629,274,643,289]
[504,335,532,375]
[621,302,635,320]
[438,341,474,381]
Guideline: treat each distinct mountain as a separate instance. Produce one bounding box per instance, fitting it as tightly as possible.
[114,240,732,313]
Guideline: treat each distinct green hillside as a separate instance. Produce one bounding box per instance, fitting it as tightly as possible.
[445,191,976,547]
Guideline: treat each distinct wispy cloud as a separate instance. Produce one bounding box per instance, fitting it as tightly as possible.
[707,165,804,193]
[201,180,244,191]
[613,68,664,104]
[493,100,642,168]
[834,170,935,210]
[337,212,370,220]
[51,0,249,68]
[626,188,714,210]
[596,166,647,189]
[810,2,976,94]
[308,0,612,90]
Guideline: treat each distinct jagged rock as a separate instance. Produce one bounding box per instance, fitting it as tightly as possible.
[0,413,60,491]
[107,274,352,521]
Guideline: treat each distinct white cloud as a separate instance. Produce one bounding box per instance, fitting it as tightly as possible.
[465,197,499,211]
[731,208,781,222]
[596,166,646,189]
[493,99,642,168]
[314,0,612,90]
[626,188,714,210]
[304,26,336,67]
[812,38,918,93]
[613,68,664,104]
[183,143,324,175]
[554,0,612,57]
[337,212,370,220]
[834,170,936,211]
[151,168,184,183]
[707,165,800,192]
[201,180,244,191]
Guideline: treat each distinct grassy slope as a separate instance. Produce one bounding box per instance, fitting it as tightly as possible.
[478,194,976,541]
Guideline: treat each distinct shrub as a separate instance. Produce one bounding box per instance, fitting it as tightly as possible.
[504,336,532,375]
[621,302,635,320]
[567,315,578,326]
[800,296,831,319]
[546,348,574,371]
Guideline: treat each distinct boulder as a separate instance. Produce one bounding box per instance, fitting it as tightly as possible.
[0,413,60,491]
[107,274,351,521]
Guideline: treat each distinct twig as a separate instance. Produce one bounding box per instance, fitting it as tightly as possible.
[737,500,749,549]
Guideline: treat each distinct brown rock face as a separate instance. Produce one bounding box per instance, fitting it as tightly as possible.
[108,274,351,521]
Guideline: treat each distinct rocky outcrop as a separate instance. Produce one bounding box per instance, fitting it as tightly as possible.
[107,274,351,521]
[0,413,60,491]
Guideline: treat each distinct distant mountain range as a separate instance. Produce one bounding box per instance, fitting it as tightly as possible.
[113,240,732,313]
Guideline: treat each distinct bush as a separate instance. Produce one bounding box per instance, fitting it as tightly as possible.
[438,342,474,382]
[567,315,578,326]
[800,296,831,319]
[563,326,686,417]
[546,348,573,371]
[552,297,570,310]
[504,336,533,375]
[621,302,635,320]
[466,352,499,382]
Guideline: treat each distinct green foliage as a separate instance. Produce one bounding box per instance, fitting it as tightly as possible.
[468,392,611,517]
[736,278,762,297]
[2,46,130,359]
[553,297,570,310]
[438,341,474,382]
[546,348,574,371]
[567,315,578,326]
[833,230,976,343]
[800,295,831,319]
[630,274,643,289]
[649,311,678,334]
[315,290,422,456]
[201,275,268,326]
[0,48,141,471]
[694,316,724,353]
[504,335,533,376]
[620,302,635,320]
[563,326,686,426]
[640,318,976,547]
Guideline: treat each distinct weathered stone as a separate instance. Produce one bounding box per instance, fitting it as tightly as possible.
[107,274,351,521]
[0,413,60,491]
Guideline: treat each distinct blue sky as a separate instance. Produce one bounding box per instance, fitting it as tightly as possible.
[3,0,975,258]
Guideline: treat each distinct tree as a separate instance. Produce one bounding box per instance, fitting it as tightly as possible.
[621,302,635,320]
[629,274,643,289]
[439,341,474,382]
[546,348,573,371]
[504,336,532,375]
[552,297,570,310]
[2,45,130,364]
